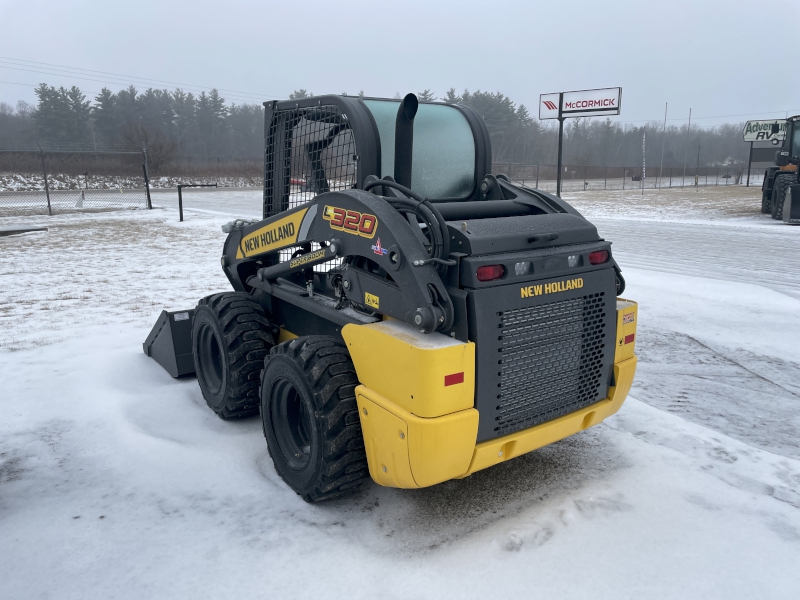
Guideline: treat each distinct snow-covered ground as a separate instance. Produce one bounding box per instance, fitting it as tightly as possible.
[1,187,799,599]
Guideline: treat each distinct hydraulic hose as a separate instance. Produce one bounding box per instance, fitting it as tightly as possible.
[363,179,451,268]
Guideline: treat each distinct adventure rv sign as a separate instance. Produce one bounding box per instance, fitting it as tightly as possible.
[742,120,786,142]
[539,87,622,120]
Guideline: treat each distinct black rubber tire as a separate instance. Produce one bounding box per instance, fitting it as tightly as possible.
[192,292,276,419]
[771,174,793,221]
[761,189,771,214]
[260,336,368,502]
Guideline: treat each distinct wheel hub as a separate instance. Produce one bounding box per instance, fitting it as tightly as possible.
[271,378,313,470]
[197,323,224,394]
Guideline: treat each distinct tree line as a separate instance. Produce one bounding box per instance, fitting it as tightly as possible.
[0,84,750,174]
[0,85,263,172]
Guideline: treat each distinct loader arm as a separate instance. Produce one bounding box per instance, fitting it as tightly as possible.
[221,189,454,334]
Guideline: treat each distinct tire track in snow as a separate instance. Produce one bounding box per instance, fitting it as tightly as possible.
[594,219,800,299]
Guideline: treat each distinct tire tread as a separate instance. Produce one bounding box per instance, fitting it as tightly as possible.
[194,292,275,419]
[772,173,793,221]
[265,336,368,502]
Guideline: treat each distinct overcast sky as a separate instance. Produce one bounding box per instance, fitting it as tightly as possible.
[1,0,798,127]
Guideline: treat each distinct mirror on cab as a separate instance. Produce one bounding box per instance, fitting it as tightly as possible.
[771,123,781,134]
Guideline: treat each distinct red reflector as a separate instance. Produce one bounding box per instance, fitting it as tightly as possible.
[624,333,635,345]
[589,250,609,265]
[444,372,465,386]
[476,265,505,281]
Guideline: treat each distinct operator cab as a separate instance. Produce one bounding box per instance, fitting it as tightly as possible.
[262,94,579,219]
[774,117,800,166]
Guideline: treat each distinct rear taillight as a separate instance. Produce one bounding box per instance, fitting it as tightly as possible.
[589,250,609,265]
[476,265,505,281]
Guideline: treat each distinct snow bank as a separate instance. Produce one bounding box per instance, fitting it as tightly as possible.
[0,173,262,192]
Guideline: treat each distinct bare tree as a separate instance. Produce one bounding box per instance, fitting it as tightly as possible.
[120,123,177,175]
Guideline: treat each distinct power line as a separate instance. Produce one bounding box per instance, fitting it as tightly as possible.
[0,57,281,104]
[0,79,104,97]
[0,64,267,104]
[0,56,279,100]
[614,109,800,125]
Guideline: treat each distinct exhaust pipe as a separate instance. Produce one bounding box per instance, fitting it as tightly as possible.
[394,93,418,189]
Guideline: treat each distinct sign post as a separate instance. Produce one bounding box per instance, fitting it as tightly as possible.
[742,120,786,188]
[557,93,564,197]
[540,87,622,197]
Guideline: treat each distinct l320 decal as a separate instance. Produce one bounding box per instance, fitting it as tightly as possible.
[323,206,378,239]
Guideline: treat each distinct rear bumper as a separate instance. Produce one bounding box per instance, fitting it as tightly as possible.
[352,299,638,489]
[356,355,637,489]
[460,355,636,477]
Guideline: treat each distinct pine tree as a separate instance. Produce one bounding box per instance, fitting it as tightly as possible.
[33,84,60,141]
[196,90,227,157]
[226,103,262,159]
[441,88,461,104]
[32,84,75,143]
[417,89,436,102]
[65,86,91,144]
[208,89,227,123]
[93,88,119,145]
[139,88,175,136]
[172,89,196,153]
[115,85,139,129]
[289,89,311,99]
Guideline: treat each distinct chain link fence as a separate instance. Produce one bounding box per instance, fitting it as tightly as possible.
[492,163,769,193]
[0,146,151,216]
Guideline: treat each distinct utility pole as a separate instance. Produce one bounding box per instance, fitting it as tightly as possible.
[682,108,692,188]
[556,92,565,197]
[658,102,667,189]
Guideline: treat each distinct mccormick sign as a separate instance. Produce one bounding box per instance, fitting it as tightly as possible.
[742,120,786,143]
[539,87,622,120]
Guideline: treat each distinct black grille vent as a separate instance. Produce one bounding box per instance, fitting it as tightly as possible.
[495,292,607,436]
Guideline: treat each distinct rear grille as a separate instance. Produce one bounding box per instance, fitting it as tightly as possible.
[495,292,608,436]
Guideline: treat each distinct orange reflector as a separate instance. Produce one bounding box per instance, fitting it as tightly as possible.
[444,372,465,386]
[624,334,635,345]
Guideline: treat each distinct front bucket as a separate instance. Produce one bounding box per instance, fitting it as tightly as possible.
[143,309,196,377]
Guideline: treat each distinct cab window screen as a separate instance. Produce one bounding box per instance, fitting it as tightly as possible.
[363,100,475,199]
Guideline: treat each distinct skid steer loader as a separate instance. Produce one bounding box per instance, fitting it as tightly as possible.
[144,93,638,502]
